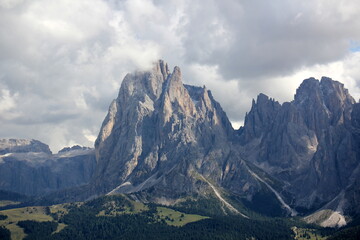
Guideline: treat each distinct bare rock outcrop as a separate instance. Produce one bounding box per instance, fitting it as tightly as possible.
[3,62,359,220]
[237,77,360,214]
[93,60,258,205]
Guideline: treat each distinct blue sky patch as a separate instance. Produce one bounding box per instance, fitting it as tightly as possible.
[349,41,360,52]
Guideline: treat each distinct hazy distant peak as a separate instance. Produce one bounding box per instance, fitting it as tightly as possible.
[0,138,52,155]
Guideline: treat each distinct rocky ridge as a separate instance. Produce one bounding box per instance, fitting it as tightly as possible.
[0,60,359,226]
[237,77,360,224]
[93,61,360,223]
[90,60,300,218]
[0,140,96,196]
[0,139,52,155]
[93,60,266,213]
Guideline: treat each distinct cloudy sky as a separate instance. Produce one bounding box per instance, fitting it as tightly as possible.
[1,0,360,152]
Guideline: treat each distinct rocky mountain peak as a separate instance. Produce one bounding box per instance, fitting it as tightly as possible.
[161,65,197,123]
[320,76,351,98]
[294,77,321,104]
[58,145,92,154]
[294,76,355,107]
[255,93,271,105]
[93,60,239,199]
[0,139,52,155]
[3,62,360,223]
[117,60,171,104]
[253,93,281,118]
[238,76,360,216]
[238,93,281,142]
[156,59,170,81]
[164,66,184,95]
[320,77,356,122]
[294,77,355,129]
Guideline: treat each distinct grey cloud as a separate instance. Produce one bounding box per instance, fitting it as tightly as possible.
[1,0,360,151]
[10,112,78,125]
[181,0,360,80]
[174,0,360,125]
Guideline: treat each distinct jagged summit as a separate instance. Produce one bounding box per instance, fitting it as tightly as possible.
[58,145,92,154]
[91,64,360,221]
[1,63,359,225]
[238,93,281,142]
[238,76,360,223]
[91,60,262,218]
[156,59,170,81]
[294,76,355,107]
[240,76,355,142]
[293,76,355,130]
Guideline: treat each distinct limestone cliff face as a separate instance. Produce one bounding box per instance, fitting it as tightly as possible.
[238,94,281,143]
[2,62,359,219]
[93,62,360,217]
[237,77,360,213]
[93,60,256,202]
[2,61,359,220]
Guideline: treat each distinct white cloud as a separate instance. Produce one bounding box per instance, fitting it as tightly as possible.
[185,63,252,122]
[83,129,97,143]
[0,0,24,9]
[231,121,244,130]
[265,52,360,104]
[23,0,110,42]
[0,89,18,116]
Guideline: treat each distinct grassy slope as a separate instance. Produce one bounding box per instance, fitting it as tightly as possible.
[97,198,148,216]
[0,195,209,240]
[0,201,20,208]
[292,227,328,240]
[156,206,209,226]
[95,197,208,227]
[0,206,53,240]
[0,194,358,240]
[0,203,74,240]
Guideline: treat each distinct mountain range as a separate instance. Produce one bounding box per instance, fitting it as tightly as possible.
[1,60,359,229]
[0,139,95,196]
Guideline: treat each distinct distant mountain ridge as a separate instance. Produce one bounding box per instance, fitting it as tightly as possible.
[0,140,96,196]
[0,139,52,155]
[0,60,359,228]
